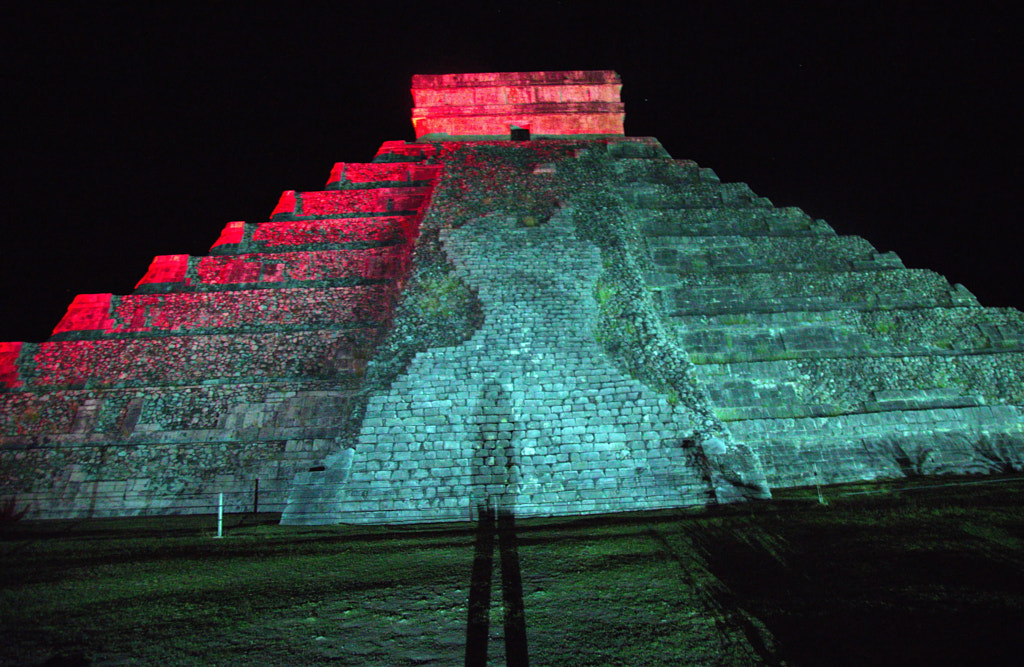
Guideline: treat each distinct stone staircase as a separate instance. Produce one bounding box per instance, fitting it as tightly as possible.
[11,66,1023,527]
[3,115,1022,524]
[283,207,713,525]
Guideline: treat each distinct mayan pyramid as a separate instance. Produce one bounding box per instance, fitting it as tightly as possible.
[2,71,1022,524]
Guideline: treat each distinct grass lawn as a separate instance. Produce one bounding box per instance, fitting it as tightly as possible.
[2,475,1022,666]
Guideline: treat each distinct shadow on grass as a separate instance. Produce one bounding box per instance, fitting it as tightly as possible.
[466,505,528,666]
[651,525,785,665]
[0,513,482,588]
[679,481,1024,666]
[5,475,1024,666]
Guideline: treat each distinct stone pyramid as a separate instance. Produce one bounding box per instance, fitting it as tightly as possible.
[2,71,1022,524]
[0,149,438,519]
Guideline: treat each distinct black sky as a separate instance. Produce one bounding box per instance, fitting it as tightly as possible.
[2,1,1021,342]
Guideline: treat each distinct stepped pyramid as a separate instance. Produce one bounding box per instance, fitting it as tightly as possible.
[0,148,438,518]
[2,71,1023,523]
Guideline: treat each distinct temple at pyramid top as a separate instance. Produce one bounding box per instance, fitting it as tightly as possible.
[411,70,625,139]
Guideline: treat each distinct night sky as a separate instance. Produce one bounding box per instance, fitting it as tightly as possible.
[2,2,1021,343]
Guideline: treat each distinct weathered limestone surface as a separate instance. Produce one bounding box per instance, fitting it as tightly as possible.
[610,154,1024,486]
[283,211,711,524]
[0,148,433,519]
[4,71,1023,524]
[412,70,625,139]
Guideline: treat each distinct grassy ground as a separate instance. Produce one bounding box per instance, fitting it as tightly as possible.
[1,475,1022,666]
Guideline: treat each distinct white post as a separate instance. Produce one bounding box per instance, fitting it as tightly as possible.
[815,464,828,506]
[216,492,224,538]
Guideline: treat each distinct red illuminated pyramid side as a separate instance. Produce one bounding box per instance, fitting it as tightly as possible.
[0,141,441,518]
[3,148,439,391]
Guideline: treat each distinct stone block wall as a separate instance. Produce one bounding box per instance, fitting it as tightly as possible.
[4,83,1022,525]
[0,143,438,518]
[282,211,714,525]
[607,148,1024,488]
[282,139,771,525]
[325,162,440,188]
[411,70,625,138]
[206,216,415,254]
[273,187,431,219]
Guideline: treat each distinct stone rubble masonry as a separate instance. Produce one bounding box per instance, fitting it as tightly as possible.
[55,284,398,337]
[617,153,1024,486]
[271,187,431,220]
[0,343,21,389]
[205,215,415,256]
[0,140,436,518]
[325,162,440,188]
[3,70,1024,524]
[282,211,710,525]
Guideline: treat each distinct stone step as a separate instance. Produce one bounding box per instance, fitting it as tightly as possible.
[372,140,438,162]
[671,306,1024,357]
[324,162,440,189]
[863,388,987,412]
[639,207,833,237]
[270,186,432,220]
[647,235,897,273]
[63,285,391,336]
[0,342,20,389]
[659,268,969,316]
[135,246,407,293]
[662,266,952,296]
[675,323,879,361]
[694,350,1024,415]
[207,216,415,255]
[603,137,672,159]
[0,381,355,443]
[727,405,1024,488]
[195,247,407,286]
[619,182,774,209]
[609,157,702,185]
[0,440,312,520]
[20,329,377,389]
[703,383,986,420]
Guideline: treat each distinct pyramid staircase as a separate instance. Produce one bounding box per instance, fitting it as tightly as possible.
[3,70,1023,523]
